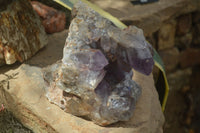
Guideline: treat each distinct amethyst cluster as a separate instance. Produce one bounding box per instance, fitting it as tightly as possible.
[43,1,154,126]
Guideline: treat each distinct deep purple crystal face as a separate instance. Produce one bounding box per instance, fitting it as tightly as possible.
[126,48,154,75]
[97,28,154,75]
[105,59,132,82]
[117,45,154,75]
[103,26,155,75]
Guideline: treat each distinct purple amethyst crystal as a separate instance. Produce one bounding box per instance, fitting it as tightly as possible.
[70,49,108,71]
[117,45,154,75]
[43,1,154,126]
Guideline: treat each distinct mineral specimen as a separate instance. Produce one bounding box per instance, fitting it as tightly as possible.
[43,1,154,126]
[0,0,47,66]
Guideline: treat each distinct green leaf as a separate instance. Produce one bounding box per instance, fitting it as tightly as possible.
[53,0,77,10]
[53,0,169,111]
[153,49,169,111]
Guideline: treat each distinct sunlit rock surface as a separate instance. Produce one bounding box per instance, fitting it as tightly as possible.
[0,0,47,66]
[43,1,154,126]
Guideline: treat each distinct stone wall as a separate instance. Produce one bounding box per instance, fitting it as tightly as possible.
[148,11,200,94]
[146,11,200,133]
[154,12,200,73]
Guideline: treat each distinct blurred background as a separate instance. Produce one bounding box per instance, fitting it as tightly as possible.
[1,0,200,132]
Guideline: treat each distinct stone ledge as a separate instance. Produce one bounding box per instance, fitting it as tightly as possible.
[0,31,164,133]
[90,0,200,36]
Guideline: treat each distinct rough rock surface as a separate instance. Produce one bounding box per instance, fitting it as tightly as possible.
[0,0,47,66]
[192,23,200,46]
[43,2,154,126]
[180,48,200,68]
[159,47,180,72]
[176,13,192,36]
[167,68,192,91]
[90,0,200,36]
[31,1,66,34]
[158,20,176,50]
[175,32,193,50]
[0,30,164,133]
